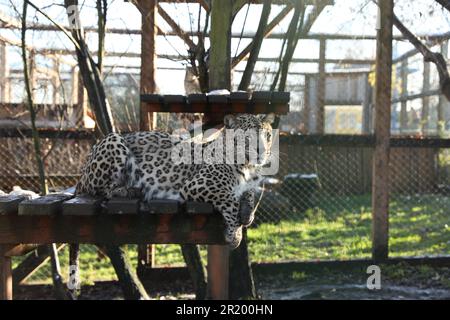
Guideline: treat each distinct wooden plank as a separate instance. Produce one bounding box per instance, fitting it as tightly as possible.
[106,198,140,215]
[12,244,65,285]
[18,193,74,216]
[371,0,393,262]
[0,127,94,139]
[62,196,103,215]
[0,214,226,245]
[188,94,208,113]
[0,195,29,215]
[185,201,214,214]
[164,95,187,113]
[4,244,38,257]
[0,244,12,300]
[144,200,179,214]
[157,4,196,50]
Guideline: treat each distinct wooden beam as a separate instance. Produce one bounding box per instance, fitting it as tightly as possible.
[316,37,326,134]
[158,0,330,4]
[400,59,408,133]
[157,4,196,50]
[438,41,448,136]
[421,60,431,133]
[0,213,226,244]
[372,0,393,262]
[232,4,294,68]
[12,244,65,286]
[0,245,12,300]
[0,41,8,102]
[4,244,39,257]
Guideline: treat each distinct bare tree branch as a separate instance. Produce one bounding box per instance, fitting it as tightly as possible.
[63,0,115,136]
[278,1,303,92]
[238,0,271,90]
[22,1,73,301]
[393,13,450,101]
[435,0,450,13]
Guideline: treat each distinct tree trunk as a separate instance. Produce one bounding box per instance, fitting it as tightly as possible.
[181,244,207,299]
[103,245,149,300]
[238,0,271,90]
[62,0,149,299]
[229,231,256,299]
[22,1,70,300]
[64,0,115,137]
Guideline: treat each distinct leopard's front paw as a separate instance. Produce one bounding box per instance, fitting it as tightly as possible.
[107,187,130,198]
[225,225,243,249]
[239,198,256,227]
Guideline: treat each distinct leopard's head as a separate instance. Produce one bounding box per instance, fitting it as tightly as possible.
[223,113,275,167]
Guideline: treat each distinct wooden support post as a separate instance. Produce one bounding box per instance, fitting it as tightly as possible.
[137,0,158,264]
[316,37,326,134]
[421,60,430,134]
[77,70,87,127]
[303,75,310,134]
[0,41,9,102]
[372,0,393,262]
[362,74,373,134]
[438,40,448,136]
[400,59,408,134]
[207,245,229,299]
[0,245,13,300]
[206,0,232,300]
[138,244,155,268]
[52,57,60,105]
[70,66,78,105]
[139,0,158,130]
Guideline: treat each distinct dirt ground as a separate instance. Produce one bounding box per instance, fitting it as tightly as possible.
[13,263,450,300]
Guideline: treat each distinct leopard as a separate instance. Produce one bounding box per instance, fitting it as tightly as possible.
[76,113,276,248]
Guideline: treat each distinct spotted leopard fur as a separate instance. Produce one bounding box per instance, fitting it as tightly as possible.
[76,114,275,248]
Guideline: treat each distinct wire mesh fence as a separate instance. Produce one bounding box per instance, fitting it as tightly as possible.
[0,0,448,287]
[2,132,449,284]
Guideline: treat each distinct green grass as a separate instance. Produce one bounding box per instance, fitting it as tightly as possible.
[248,194,449,262]
[18,194,450,284]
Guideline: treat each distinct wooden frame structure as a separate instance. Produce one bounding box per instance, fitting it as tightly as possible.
[0,193,225,300]
[1,0,449,299]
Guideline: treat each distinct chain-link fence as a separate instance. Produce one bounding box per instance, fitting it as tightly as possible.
[3,133,449,285]
[0,0,449,288]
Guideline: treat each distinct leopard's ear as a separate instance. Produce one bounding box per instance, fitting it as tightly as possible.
[263,113,275,124]
[224,114,236,127]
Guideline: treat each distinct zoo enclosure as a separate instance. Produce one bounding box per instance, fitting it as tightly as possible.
[0,0,449,285]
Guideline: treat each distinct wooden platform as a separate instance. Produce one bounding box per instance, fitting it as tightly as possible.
[0,193,227,300]
[0,194,225,245]
[141,91,290,115]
